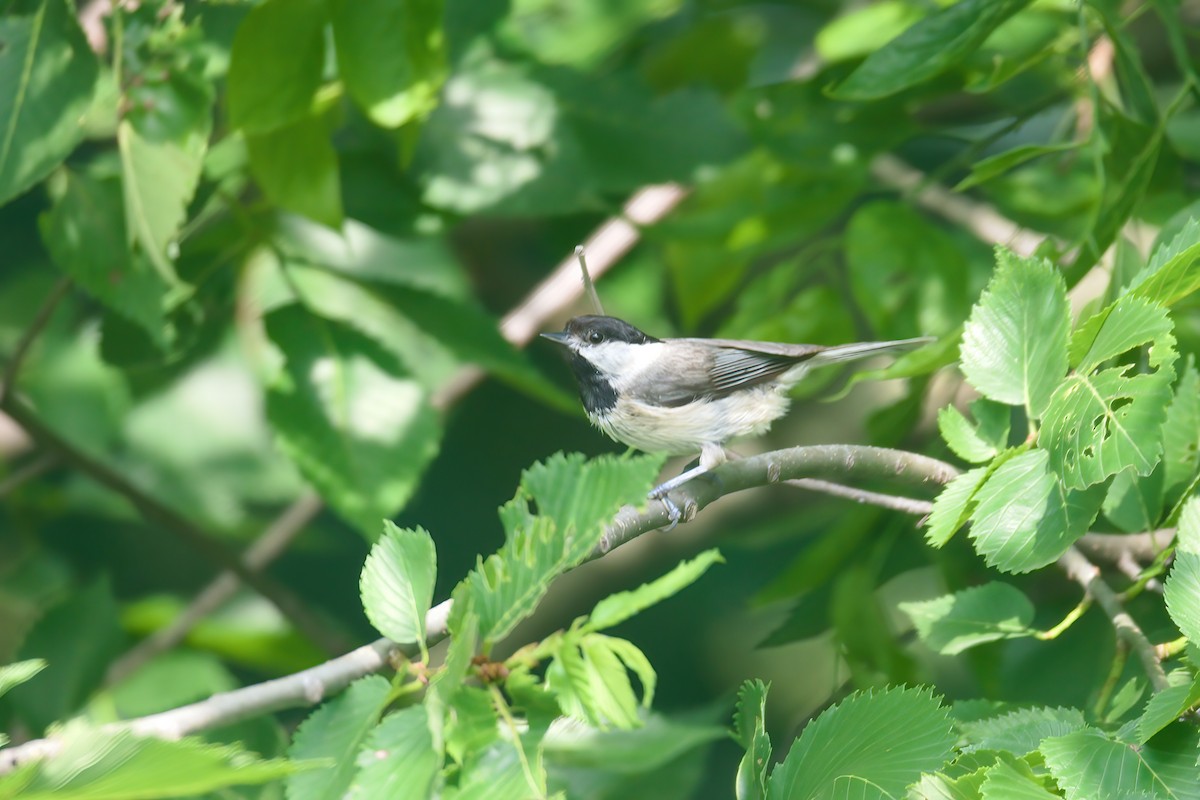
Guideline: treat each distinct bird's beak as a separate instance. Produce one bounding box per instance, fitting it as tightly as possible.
[540,331,570,346]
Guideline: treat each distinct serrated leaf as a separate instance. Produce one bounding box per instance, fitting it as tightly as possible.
[900,582,1035,655]
[246,113,343,228]
[1042,725,1200,800]
[1127,216,1200,306]
[959,706,1086,755]
[829,0,1032,100]
[733,680,770,800]
[938,402,1010,464]
[331,0,447,128]
[0,659,45,699]
[39,172,170,346]
[265,305,440,537]
[451,741,532,800]
[350,705,440,800]
[1135,674,1200,744]
[10,720,307,799]
[1164,497,1200,645]
[443,685,498,766]
[0,0,98,206]
[545,631,655,730]
[926,465,991,547]
[1068,295,1173,374]
[980,758,1059,800]
[968,450,1104,573]
[1162,358,1200,500]
[906,768,988,800]
[1041,325,1177,490]
[766,686,956,800]
[226,0,327,134]
[960,249,1069,417]
[286,676,391,800]
[359,523,437,646]
[118,115,208,284]
[586,549,723,632]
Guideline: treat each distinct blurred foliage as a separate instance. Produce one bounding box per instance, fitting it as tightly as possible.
[1,0,1200,797]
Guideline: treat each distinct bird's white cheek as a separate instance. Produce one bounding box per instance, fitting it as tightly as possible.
[585,342,666,391]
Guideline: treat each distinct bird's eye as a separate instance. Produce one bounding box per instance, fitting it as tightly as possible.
[588,331,604,344]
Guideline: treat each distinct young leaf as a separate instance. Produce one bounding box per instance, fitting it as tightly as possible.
[1127,216,1200,307]
[1135,674,1200,744]
[359,523,437,647]
[545,630,656,730]
[766,686,955,800]
[925,465,990,547]
[960,249,1070,417]
[443,686,499,767]
[246,113,344,229]
[899,582,1035,655]
[968,450,1104,573]
[937,400,1010,463]
[450,741,533,800]
[331,0,447,128]
[350,705,441,800]
[0,0,98,206]
[0,660,46,699]
[956,142,1077,190]
[959,706,1086,755]
[265,305,441,537]
[829,0,1032,100]
[586,549,723,632]
[286,676,391,800]
[1102,465,1163,533]
[1164,497,1200,645]
[979,758,1061,800]
[518,452,667,541]
[226,0,327,134]
[6,720,307,798]
[733,680,771,800]
[1042,725,1200,800]
[1040,304,1176,490]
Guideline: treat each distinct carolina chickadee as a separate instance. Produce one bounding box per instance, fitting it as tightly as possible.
[542,315,931,524]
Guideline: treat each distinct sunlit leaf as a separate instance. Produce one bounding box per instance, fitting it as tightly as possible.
[1161,358,1200,502]
[0,659,46,700]
[900,582,1035,655]
[360,523,437,646]
[350,705,440,799]
[1164,497,1200,645]
[938,400,1011,464]
[1042,725,1200,800]
[979,758,1060,800]
[1127,216,1200,306]
[286,676,391,800]
[545,630,655,730]
[956,142,1077,190]
[586,549,723,632]
[959,706,1086,755]
[246,113,343,229]
[925,465,990,547]
[1135,673,1200,744]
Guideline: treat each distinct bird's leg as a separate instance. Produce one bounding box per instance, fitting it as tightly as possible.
[649,443,727,529]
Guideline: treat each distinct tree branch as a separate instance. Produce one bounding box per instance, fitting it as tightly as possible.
[0,443,951,773]
[1056,546,1171,692]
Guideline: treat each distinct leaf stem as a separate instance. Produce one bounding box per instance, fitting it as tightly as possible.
[1035,596,1093,640]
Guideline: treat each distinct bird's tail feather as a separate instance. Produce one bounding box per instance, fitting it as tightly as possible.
[809,336,934,366]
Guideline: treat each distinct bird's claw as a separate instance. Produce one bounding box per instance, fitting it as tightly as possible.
[652,492,681,532]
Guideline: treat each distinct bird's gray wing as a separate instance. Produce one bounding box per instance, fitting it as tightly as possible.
[647,339,825,401]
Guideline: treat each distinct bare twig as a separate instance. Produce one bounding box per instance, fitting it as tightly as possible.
[1057,545,1171,692]
[0,277,70,405]
[1076,530,1175,563]
[784,478,934,517]
[0,443,952,773]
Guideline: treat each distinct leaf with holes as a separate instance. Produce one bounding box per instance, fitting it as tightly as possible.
[1040,317,1176,490]
[968,450,1104,573]
[265,305,440,537]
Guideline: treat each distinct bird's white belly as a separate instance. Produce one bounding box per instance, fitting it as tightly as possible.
[590,388,790,455]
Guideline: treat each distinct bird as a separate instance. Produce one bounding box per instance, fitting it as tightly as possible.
[541,314,931,524]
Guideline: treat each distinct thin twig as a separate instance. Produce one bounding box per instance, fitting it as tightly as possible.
[1056,546,1170,692]
[0,443,953,773]
[0,277,70,405]
[0,453,57,498]
[1076,529,1175,563]
[784,478,934,517]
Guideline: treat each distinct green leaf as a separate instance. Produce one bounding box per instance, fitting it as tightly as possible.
[0,659,46,699]
[542,713,726,775]
[5,721,307,799]
[959,706,1086,755]
[265,305,441,537]
[767,686,955,800]
[906,768,989,800]
[956,142,1077,190]
[500,0,683,69]
[226,0,327,134]
[516,452,665,541]
[0,0,98,206]
[1164,497,1200,645]
[331,0,447,128]
[732,680,770,800]
[1135,674,1200,744]
[1161,358,1200,501]
[938,400,1011,464]
[1127,217,1200,306]
[925,465,990,548]
[359,523,437,647]
[118,114,209,283]
[829,0,1032,100]
[351,705,441,799]
[960,249,1069,417]
[1042,725,1200,800]
[968,450,1104,573]
[979,758,1060,800]
[545,631,655,730]
[443,685,498,767]
[585,549,723,632]
[39,171,170,345]
[815,1,925,63]
[10,577,122,733]
[1040,306,1176,490]
[900,582,1035,655]
[451,741,532,800]
[246,113,343,228]
[286,675,391,800]
[1068,295,1173,374]
[1102,465,1163,533]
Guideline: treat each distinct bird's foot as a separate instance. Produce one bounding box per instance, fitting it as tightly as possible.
[653,493,681,532]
